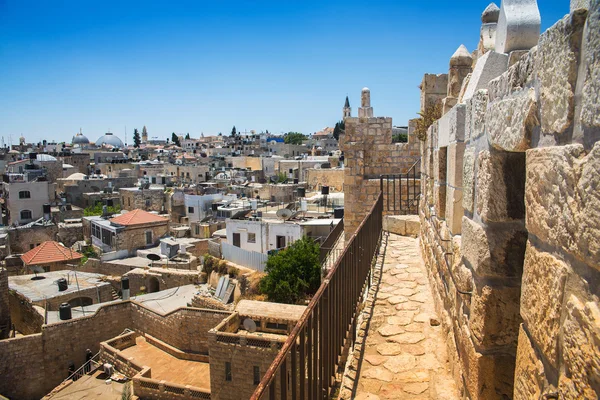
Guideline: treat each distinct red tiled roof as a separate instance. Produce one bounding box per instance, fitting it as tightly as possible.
[21,241,83,266]
[109,209,168,226]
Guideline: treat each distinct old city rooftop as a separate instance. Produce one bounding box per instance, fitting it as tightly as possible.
[20,241,83,266]
[109,209,169,226]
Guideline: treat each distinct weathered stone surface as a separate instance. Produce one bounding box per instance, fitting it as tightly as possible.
[461,217,527,279]
[482,3,500,23]
[508,49,529,67]
[462,51,508,101]
[488,47,537,101]
[520,241,568,366]
[463,146,476,213]
[525,143,600,267]
[434,184,446,219]
[476,150,526,222]
[465,89,489,141]
[495,0,541,54]
[438,103,466,147]
[362,367,394,382]
[558,295,600,399]
[470,283,522,348]
[382,354,416,373]
[538,11,587,135]
[571,0,590,11]
[513,325,548,400]
[447,142,466,187]
[574,0,600,147]
[387,332,426,344]
[487,87,539,151]
[378,324,404,337]
[445,186,463,235]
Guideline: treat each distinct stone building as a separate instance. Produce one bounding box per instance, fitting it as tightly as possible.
[119,186,165,212]
[416,1,600,399]
[0,268,10,339]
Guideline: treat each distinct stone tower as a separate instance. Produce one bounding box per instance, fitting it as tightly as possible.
[343,96,351,119]
[142,126,148,143]
[358,87,373,118]
[0,268,10,339]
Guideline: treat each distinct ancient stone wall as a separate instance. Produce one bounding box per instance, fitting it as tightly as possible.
[305,168,344,192]
[418,2,600,399]
[124,268,202,295]
[342,89,421,238]
[119,188,165,212]
[114,222,169,256]
[0,300,231,400]
[0,268,11,339]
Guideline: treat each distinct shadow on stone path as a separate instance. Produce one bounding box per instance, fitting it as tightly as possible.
[351,233,458,400]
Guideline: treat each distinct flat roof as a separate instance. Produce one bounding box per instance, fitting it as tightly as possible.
[9,270,110,302]
[236,300,306,322]
[299,218,341,226]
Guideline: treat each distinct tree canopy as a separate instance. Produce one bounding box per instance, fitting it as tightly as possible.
[133,128,141,148]
[171,132,181,146]
[284,132,306,145]
[231,126,237,137]
[333,120,345,141]
[259,236,321,304]
[185,133,190,140]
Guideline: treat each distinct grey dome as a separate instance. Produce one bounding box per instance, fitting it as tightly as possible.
[96,132,124,148]
[72,133,90,145]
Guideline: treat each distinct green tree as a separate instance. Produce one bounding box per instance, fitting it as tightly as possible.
[133,128,141,148]
[231,126,237,137]
[284,132,305,145]
[171,132,181,146]
[83,203,121,217]
[185,133,190,140]
[332,120,345,141]
[259,237,321,304]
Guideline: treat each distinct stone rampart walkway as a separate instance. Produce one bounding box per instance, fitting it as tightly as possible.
[348,234,458,400]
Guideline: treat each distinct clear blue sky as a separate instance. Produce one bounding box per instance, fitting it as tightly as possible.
[0,0,568,145]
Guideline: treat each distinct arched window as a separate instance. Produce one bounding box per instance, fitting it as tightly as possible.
[18,191,31,199]
[20,210,32,220]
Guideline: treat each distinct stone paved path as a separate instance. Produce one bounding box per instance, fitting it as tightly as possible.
[352,234,458,400]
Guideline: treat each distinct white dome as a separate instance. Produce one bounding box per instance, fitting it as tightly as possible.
[67,172,87,180]
[96,132,124,148]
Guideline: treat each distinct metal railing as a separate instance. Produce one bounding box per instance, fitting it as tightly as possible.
[251,193,383,400]
[380,158,421,214]
[319,218,344,264]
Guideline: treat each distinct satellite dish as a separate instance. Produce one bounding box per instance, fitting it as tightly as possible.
[243,318,257,333]
[276,208,293,221]
[147,253,161,261]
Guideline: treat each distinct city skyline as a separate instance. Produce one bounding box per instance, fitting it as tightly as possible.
[1,0,568,144]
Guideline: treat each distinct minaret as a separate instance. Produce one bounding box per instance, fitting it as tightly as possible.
[343,96,351,119]
[142,126,148,143]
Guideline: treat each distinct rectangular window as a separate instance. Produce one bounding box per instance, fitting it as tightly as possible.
[225,362,232,381]
[195,225,200,235]
[145,199,151,208]
[145,231,152,245]
[253,366,260,385]
[247,233,256,243]
[188,206,194,214]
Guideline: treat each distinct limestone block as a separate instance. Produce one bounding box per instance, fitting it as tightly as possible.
[482,3,500,23]
[558,295,600,398]
[404,216,421,237]
[508,50,528,67]
[433,148,447,184]
[525,143,600,268]
[476,150,526,222]
[573,0,600,146]
[463,147,477,213]
[487,87,539,152]
[434,184,446,219]
[461,217,527,279]
[488,47,537,101]
[470,282,522,348]
[457,324,516,400]
[465,89,489,142]
[447,142,466,187]
[495,0,541,54]
[520,241,568,367]
[438,104,466,147]
[513,325,549,400]
[462,51,508,102]
[480,23,498,54]
[383,215,405,236]
[420,73,448,111]
[458,72,472,103]
[538,11,587,135]
[445,187,463,235]
[571,0,590,10]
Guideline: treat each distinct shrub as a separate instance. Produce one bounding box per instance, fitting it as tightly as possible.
[414,103,442,142]
[238,275,249,295]
[259,236,320,304]
[227,266,240,278]
[203,254,216,275]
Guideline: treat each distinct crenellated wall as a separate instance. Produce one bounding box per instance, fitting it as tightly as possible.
[419,1,600,399]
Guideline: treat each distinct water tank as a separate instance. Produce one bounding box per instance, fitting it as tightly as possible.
[29,152,37,160]
[293,178,299,184]
[297,187,306,198]
[43,204,51,214]
[57,278,68,292]
[334,208,345,219]
[321,186,330,195]
[59,303,72,320]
